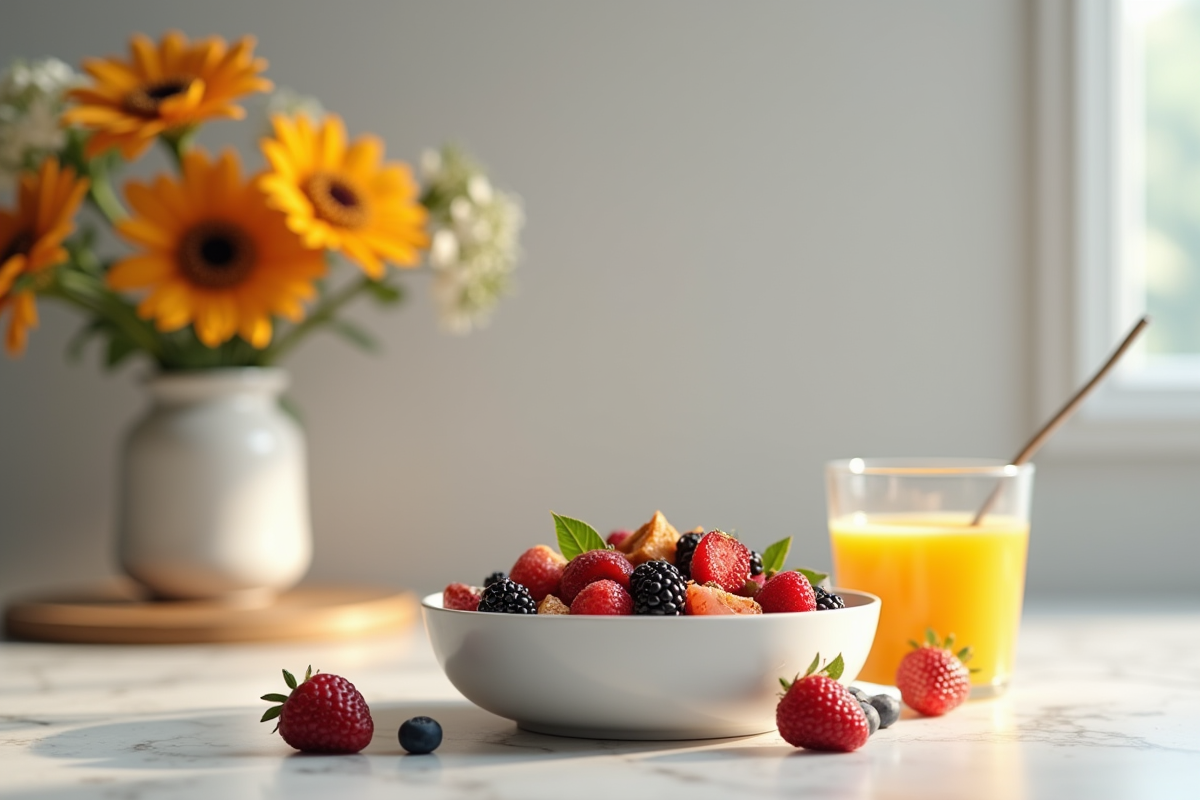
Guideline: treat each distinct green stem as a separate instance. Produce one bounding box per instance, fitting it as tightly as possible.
[160,128,196,173]
[259,277,373,365]
[48,269,164,362]
[85,161,126,225]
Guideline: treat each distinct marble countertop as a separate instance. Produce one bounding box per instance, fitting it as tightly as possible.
[2,602,1198,800]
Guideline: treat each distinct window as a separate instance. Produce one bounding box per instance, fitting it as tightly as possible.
[1036,0,1200,453]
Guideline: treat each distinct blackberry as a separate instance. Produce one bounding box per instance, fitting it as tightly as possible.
[483,571,507,588]
[477,579,537,614]
[674,532,702,578]
[630,560,687,616]
[748,550,764,576]
[814,585,845,610]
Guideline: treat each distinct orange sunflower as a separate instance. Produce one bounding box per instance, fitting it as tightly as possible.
[63,31,272,160]
[0,158,89,355]
[108,149,325,348]
[259,114,428,279]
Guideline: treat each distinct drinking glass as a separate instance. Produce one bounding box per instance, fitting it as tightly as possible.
[826,458,1034,696]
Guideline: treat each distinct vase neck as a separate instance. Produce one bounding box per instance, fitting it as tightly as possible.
[145,368,289,406]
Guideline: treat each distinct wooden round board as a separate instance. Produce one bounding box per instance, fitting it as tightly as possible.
[4,581,419,644]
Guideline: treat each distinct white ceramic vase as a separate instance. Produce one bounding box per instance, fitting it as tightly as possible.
[117,368,312,602]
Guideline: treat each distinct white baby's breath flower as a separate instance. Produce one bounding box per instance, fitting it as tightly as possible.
[421,144,524,334]
[259,87,325,137]
[420,148,443,181]
[0,57,79,190]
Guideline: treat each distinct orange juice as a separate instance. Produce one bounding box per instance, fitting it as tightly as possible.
[830,512,1029,689]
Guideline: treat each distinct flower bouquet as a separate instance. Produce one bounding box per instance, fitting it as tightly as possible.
[0,32,523,602]
[0,31,522,366]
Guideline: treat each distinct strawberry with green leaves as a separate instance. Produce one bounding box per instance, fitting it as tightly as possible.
[261,667,374,754]
[895,629,975,716]
[776,653,870,752]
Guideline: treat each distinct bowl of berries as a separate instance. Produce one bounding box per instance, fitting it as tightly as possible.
[423,511,881,740]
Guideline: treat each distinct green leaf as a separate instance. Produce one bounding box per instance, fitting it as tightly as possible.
[760,536,792,576]
[260,705,283,723]
[364,279,404,305]
[327,318,379,352]
[552,512,606,561]
[824,653,845,681]
[304,666,313,681]
[260,693,289,703]
[105,333,138,368]
[283,669,297,690]
[803,652,821,678]
[795,567,829,587]
[925,628,938,647]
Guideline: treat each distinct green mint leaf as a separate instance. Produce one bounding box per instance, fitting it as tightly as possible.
[260,693,289,703]
[552,512,606,561]
[795,567,829,587]
[260,706,283,723]
[804,652,821,678]
[760,536,792,576]
[282,669,297,690]
[824,653,845,681]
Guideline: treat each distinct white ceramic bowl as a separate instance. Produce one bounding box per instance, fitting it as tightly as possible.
[421,588,880,740]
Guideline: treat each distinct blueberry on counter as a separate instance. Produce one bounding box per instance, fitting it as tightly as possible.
[859,701,881,735]
[847,686,871,702]
[869,694,901,729]
[399,716,443,754]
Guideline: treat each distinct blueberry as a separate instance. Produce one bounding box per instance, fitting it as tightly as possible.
[399,716,443,754]
[869,694,901,729]
[859,701,881,736]
[847,686,871,702]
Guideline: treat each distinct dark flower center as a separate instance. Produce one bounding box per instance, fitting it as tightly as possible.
[303,172,368,229]
[177,221,257,289]
[123,77,194,117]
[0,230,33,266]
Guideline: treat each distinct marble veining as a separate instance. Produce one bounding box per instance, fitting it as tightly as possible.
[1,606,1198,799]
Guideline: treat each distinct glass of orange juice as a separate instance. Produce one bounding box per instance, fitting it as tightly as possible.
[826,458,1034,696]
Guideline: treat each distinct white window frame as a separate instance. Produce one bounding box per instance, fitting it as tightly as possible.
[1036,0,1200,455]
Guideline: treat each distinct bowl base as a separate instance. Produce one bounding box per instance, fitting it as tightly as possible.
[516,720,775,741]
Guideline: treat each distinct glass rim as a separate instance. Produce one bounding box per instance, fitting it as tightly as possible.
[825,458,1035,477]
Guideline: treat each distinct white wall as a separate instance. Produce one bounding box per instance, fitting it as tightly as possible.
[1,1,1196,604]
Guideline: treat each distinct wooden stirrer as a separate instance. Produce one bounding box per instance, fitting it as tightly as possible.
[970,315,1150,526]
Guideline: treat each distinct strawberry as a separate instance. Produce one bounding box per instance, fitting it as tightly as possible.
[689,531,751,592]
[559,549,634,604]
[606,529,633,548]
[776,654,869,752]
[442,582,483,611]
[756,571,817,613]
[508,544,567,602]
[261,667,374,754]
[684,582,762,615]
[570,579,634,615]
[895,630,973,716]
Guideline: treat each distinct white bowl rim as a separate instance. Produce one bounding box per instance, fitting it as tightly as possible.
[421,587,880,618]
